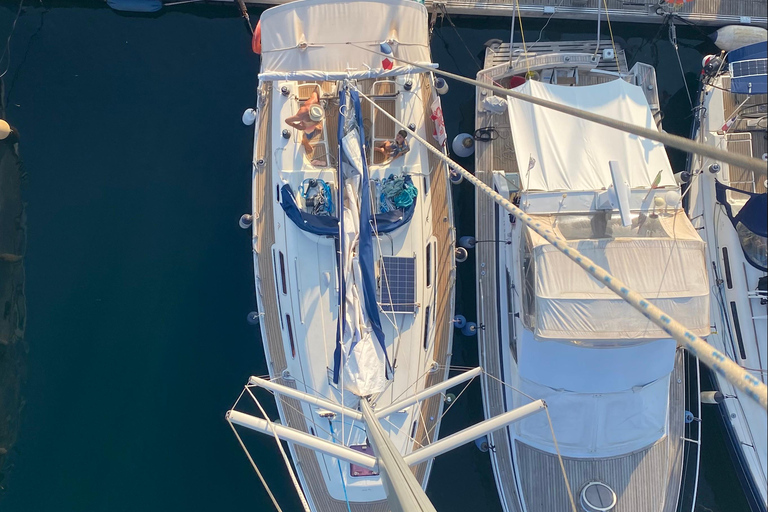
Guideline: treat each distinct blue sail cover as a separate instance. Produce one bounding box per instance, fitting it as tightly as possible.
[333,88,348,386]
[352,89,392,379]
[332,89,394,386]
[729,42,767,95]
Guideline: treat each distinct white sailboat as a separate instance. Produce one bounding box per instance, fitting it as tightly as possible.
[473,40,708,512]
[225,1,498,510]
[686,41,767,512]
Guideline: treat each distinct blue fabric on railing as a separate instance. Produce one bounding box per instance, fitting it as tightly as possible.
[281,182,415,237]
[372,201,416,234]
[279,184,339,236]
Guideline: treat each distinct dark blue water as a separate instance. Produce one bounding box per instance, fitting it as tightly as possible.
[0,3,752,511]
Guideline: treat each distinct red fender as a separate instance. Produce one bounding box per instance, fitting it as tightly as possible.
[252,20,262,55]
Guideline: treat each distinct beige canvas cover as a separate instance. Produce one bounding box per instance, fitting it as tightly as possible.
[525,211,710,340]
[258,0,432,80]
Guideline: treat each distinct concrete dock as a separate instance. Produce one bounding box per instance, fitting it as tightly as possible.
[228,0,766,27]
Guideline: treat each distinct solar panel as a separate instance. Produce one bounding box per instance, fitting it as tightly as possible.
[378,256,416,313]
[731,58,767,79]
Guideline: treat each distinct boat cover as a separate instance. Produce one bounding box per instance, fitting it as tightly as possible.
[507,79,676,192]
[527,212,710,340]
[729,42,767,95]
[258,0,432,80]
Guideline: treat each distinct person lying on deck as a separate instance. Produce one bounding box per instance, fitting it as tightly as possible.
[375,130,410,162]
[284,91,324,155]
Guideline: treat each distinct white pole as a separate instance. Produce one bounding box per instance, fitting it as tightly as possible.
[596,0,602,52]
[375,367,483,418]
[403,400,545,466]
[357,89,768,410]
[247,376,363,421]
[360,400,437,512]
[227,410,378,470]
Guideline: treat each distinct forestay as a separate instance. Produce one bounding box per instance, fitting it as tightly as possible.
[258,0,432,80]
[508,80,677,192]
[525,212,710,340]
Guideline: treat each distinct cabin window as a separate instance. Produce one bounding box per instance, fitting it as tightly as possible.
[426,243,433,288]
[279,251,288,295]
[521,231,536,330]
[423,306,431,350]
[506,269,518,362]
[286,314,296,358]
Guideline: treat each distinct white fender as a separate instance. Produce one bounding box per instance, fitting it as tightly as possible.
[711,25,767,52]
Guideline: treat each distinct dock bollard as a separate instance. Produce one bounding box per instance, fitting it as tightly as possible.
[475,436,490,452]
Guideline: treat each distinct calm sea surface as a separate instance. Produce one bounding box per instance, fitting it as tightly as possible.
[0,2,752,511]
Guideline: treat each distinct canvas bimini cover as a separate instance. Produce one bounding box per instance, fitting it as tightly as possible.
[524,212,710,340]
[507,80,677,192]
[258,0,432,81]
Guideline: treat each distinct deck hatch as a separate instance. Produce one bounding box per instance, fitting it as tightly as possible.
[378,256,416,313]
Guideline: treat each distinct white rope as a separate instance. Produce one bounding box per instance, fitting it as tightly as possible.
[357,87,768,410]
[544,406,578,512]
[246,388,312,512]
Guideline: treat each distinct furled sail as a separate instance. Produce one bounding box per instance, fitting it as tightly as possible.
[332,89,392,396]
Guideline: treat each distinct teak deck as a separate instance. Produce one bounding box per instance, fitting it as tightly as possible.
[250,78,456,511]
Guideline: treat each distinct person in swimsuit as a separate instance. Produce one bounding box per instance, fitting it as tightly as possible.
[284,91,324,156]
[375,129,410,162]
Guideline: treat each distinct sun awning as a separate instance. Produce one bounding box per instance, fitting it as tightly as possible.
[526,212,710,340]
[507,79,676,192]
[258,0,432,80]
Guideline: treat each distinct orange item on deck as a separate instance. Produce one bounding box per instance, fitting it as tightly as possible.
[252,20,262,55]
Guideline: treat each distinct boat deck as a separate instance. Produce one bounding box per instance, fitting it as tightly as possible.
[474,41,687,512]
[251,77,455,510]
[514,349,686,512]
[473,41,625,512]
[232,0,766,26]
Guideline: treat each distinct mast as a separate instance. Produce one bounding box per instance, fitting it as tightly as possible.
[359,399,437,512]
